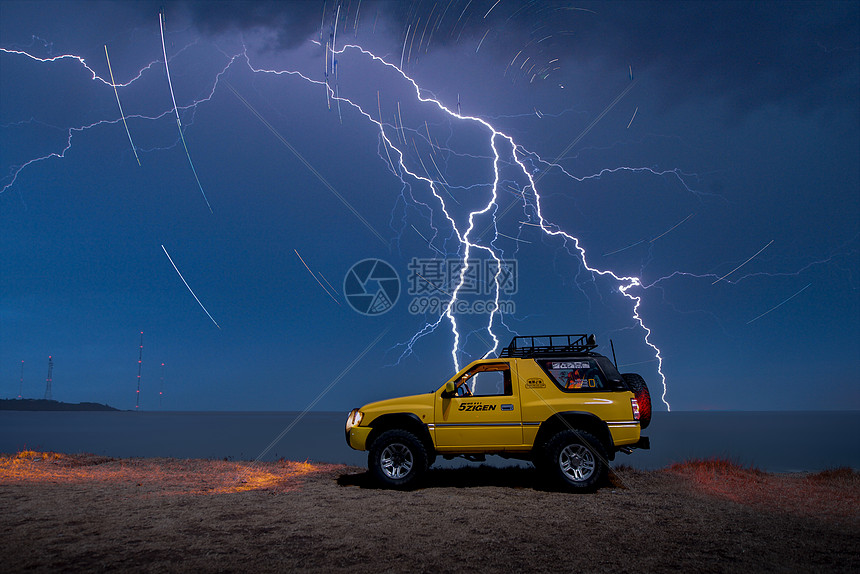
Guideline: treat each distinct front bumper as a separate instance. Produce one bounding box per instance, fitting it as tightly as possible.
[346,425,372,451]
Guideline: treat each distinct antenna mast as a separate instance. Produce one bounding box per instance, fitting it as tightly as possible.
[18,360,24,399]
[136,332,143,409]
[44,356,53,400]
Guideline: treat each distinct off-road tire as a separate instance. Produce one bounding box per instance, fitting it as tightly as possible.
[543,429,608,492]
[368,429,428,489]
[622,373,652,430]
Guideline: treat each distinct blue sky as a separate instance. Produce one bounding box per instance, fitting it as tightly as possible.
[1,1,858,411]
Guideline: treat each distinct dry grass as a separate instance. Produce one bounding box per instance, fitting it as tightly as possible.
[665,457,860,525]
[1,451,858,573]
[809,466,860,483]
[0,451,335,495]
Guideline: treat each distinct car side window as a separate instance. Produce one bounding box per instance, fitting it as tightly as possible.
[458,364,512,396]
[540,359,606,391]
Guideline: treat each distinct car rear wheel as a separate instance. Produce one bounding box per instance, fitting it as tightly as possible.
[622,373,652,430]
[369,429,428,489]
[544,429,607,491]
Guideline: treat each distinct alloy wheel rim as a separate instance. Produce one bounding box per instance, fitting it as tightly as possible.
[380,443,413,479]
[559,444,596,482]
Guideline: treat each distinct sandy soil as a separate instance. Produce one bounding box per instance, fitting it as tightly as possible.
[1,451,857,573]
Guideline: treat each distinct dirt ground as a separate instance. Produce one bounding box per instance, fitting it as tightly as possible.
[1,451,857,573]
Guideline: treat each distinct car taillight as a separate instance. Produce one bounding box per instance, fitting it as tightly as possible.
[631,398,640,420]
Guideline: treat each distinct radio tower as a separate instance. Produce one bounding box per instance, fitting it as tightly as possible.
[18,360,23,399]
[159,362,165,409]
[44,356,53,400]
[135,332,143,409]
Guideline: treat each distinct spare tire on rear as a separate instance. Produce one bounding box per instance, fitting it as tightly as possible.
[622,373,652,430]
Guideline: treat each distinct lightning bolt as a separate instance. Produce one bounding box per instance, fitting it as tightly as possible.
[9,12,844,413]
[2,25,679,410]
[1,33,236,198]
[284,43,678,409]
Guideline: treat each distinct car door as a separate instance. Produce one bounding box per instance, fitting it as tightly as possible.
[434,361,523,448]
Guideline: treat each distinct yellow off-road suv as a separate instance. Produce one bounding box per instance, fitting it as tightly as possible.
[346,334,651,490]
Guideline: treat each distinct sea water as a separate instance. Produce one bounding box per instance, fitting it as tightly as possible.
[1,410,857,472]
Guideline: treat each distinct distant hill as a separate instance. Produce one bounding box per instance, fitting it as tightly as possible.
[0,399,119,412]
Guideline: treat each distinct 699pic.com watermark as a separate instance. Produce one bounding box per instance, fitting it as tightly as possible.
[406,257,517,315]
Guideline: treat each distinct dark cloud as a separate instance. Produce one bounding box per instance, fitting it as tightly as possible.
[183,0,324,49]
[182,1,858,117]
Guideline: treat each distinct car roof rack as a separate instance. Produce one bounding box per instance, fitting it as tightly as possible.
[498,334,598,358]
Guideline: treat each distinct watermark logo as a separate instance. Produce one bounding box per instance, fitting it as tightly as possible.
[343,259,401,316]
[406,257,517,315]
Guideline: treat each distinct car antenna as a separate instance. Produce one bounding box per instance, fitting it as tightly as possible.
[609,339,618,368]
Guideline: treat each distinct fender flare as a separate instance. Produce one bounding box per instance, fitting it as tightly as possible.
[533,411,615,461]
[366,412,435,454]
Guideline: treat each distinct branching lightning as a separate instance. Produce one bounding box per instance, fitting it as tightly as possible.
[248,41,684,409]
[1,17,681,410]
[5,7,845,412]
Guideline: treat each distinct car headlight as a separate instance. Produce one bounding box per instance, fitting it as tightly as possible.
[345,408,364,431]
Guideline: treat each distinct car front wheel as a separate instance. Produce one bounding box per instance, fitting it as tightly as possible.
[368,429,428,489]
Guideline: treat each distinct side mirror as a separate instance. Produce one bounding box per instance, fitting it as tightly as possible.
[442,381,455,397]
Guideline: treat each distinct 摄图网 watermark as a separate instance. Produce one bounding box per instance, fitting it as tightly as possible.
[406,257,517,315]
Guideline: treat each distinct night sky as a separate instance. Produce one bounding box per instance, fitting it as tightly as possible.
[2,1,858,412]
